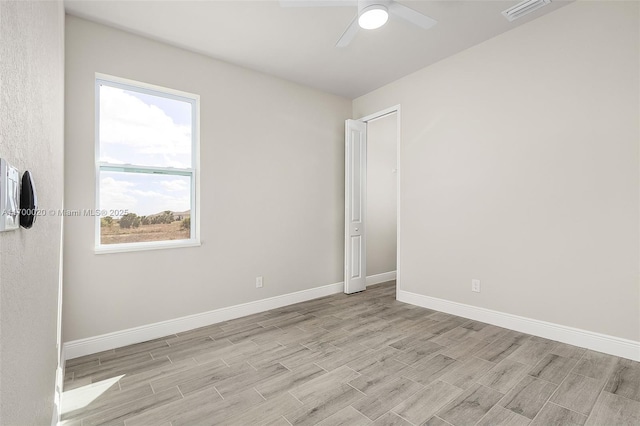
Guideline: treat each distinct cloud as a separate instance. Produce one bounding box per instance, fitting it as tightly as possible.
[100,174,190,216]
[160,179,189,192]
[99,86,191,168]
[130,188,189,214]
[99,177,137,213]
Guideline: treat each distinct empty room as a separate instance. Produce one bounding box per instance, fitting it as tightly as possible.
[1,0,639,425]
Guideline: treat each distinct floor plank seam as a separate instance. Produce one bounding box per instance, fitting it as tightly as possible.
[392,410,419,426]
[287,390,304,405]
[213,386,224,400]
[602,389,640,404]
[550,399,590,417]
[437,414,454,425]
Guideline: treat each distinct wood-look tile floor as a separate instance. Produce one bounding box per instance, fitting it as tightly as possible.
[62,281,640,426]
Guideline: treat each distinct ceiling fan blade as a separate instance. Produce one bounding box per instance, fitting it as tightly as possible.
[388,2,437,30]
[279,0,356,7]
[336,15,360,47]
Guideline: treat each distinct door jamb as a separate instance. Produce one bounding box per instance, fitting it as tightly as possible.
[357,105,401,299]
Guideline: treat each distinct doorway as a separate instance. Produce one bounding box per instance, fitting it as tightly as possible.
[344,106,400,294]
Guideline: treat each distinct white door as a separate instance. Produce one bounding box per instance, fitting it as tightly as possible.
[344,119,367,294]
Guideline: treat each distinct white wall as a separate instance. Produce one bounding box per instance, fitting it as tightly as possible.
[0,1,65,424]
[366,114,397,276]
[64,16,351,343]
[354,1,639,342]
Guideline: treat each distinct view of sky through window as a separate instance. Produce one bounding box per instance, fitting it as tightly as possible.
[99,171,190,217]
[99,85,192,219]
[99,86,192,168]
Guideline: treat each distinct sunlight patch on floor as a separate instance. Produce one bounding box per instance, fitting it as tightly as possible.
[60,375,124,416]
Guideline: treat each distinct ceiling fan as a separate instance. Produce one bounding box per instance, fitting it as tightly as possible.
[280,0,438,47]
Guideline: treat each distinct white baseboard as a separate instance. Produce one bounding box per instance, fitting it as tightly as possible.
[398,290,640,362]
[52,346,64,426]
[51,403,58,426]
[52,368,62,425]
[366,270,397,286]
[64,281,344,360]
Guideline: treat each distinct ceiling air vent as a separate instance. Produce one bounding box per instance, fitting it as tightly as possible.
[502,0,551,22]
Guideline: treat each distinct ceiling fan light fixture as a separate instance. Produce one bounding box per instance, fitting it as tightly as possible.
[358,4,388,30]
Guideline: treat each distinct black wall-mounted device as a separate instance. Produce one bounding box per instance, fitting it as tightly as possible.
[20,171,37,229]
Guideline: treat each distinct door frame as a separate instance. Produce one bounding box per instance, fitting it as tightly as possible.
[356,104,402,298]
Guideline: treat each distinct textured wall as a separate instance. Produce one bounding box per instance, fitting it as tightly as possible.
[354,1,640,341]
[0,1,64,424]
[366,113,397,276]
[64,16,351,342]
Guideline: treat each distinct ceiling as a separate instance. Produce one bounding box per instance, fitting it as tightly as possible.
[64,0,572,98]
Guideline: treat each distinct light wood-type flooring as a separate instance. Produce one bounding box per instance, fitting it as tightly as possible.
[62,281,640,425]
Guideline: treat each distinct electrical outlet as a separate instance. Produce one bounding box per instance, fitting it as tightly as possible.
[256,276,263,288]
[471,279,481,293]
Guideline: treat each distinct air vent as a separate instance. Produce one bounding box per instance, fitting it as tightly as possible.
[502,0,551,22]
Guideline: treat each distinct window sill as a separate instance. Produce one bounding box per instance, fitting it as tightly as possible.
[94,240,201,255]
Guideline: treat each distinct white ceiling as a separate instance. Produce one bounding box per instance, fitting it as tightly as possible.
[64,0,572,98]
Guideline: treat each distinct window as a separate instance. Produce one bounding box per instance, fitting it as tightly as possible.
[95,75,199,252]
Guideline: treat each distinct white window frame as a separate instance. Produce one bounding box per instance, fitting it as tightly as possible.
[94,73,200,254]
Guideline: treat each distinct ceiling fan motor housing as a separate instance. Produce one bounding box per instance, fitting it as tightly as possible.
[358,2,389,30]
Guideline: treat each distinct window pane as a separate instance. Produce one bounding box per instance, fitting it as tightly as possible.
[99,171,191,245]
[99,84,192,168]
